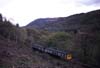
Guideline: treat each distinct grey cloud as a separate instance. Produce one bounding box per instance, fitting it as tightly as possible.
[60,0,100,6]
[79,0,100,6]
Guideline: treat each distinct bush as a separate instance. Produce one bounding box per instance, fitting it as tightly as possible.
[46,32,74,50]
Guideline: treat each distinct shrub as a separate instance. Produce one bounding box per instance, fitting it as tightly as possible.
[46,32,73,50]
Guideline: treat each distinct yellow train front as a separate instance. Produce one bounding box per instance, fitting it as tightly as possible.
[59,51,73,61]
[64,53,72,60]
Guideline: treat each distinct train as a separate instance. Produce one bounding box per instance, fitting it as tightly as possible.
[32,44,73,61]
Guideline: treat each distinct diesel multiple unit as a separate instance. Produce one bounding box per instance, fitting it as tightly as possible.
[32,44,72,60]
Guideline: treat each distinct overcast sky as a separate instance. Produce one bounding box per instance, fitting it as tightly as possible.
[0,0,100,26]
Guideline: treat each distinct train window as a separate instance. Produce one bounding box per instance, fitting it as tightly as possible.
[45,49,47,52]
[49,50,52,53]
[61,53,64,57]
[58,53,61,56]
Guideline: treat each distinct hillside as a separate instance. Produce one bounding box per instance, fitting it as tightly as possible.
[26,10,100,31]
[0,17,85,68]
[25,10,100,67]
[0,9,100,68]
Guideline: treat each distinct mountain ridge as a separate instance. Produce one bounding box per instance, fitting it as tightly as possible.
[25,9,100,31]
